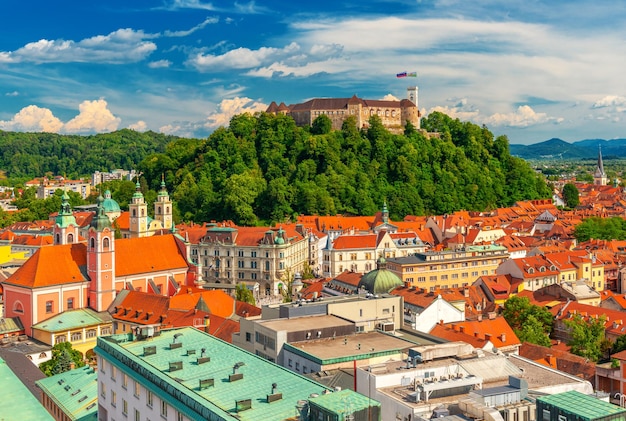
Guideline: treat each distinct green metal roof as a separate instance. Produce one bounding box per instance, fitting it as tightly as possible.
[0,356,54,420]
[538,390,626,420]
[35,366,98,421]
[309,389,380,416]
[33,308,111,333]
[96,327,376,421]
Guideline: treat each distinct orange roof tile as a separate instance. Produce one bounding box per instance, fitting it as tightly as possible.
[169,289,235,318]
[115,234,188,277]
[4,243,88,288]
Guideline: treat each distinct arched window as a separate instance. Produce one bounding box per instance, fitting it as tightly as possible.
[132,209,136,217]
[90,238,96,249]
[56,233,60,243]
[158,206,161,214]
[103,237,110,249]
[166,206,169,213]
[67,233,74,243]
[13,301,24,314]
[141,209,145,217]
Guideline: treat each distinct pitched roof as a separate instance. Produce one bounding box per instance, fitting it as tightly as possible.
[430,317,520,350]
[519,342,595,382]
[169,289,235,318]
[111,290,170,325]
[115,234,188,277]
[4,243,88,288]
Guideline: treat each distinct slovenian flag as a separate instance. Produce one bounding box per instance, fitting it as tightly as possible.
[396,72,407,78]
[397,71,417,78]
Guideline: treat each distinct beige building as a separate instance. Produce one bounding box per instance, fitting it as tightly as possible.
[323,230,427,277]
[386,244,509,292]
[266,86,420,132]
[233,294,403,367]
[191,224,309,297]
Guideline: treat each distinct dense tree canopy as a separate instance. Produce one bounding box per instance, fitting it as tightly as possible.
[564,313,609,362]
[574,216,626,242]
[137,111,550,225]
[0,129,175,181]
[502,296,553,346]
[562,182,580,208]
[39,342,85,376]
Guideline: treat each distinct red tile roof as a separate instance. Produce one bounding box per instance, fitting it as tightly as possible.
[4,243,88,288]
[169,289,236,318]
[115,235,189,277]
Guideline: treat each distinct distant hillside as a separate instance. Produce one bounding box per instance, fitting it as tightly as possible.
[510,138,626,159]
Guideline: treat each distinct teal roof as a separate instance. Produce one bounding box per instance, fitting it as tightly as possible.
[56,190,77,228]
[33,308,111,333]
[96,327,376,421]
[309,389,380,418]
[102,190,121,212]
[538,390,626,420]
[36,366,98,421]
[358,258,403,294]
[90,194,112,230]
[0,356,54,420]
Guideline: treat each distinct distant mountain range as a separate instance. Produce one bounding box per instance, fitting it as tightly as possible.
[510,138,626,160]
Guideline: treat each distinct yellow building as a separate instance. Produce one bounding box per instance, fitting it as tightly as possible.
[0,244,28,266]
[386,244,510,292]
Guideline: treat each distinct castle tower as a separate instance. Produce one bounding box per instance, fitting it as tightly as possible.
[87,194,116,312]
[129,179,148,237]
[407,86,419,108]
[382,200,389,224]
[154,175,173,230]
[594,146,608,186]
[53,190,79,245]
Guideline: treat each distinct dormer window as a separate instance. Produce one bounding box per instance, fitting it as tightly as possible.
[528,268,535,274]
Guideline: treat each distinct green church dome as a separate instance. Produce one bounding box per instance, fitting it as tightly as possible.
[358,257,403,294]
[102,190,121,213]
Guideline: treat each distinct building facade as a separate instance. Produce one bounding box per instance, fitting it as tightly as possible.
[386,245,510,292]
[266,87,420,132]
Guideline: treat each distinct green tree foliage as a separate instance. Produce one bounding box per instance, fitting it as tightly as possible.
[574,216,626,242]
[502,296,553,346]
[612,334,626,354]
[131,111,549,225]
[562,182,580,208]
[39,342,86,376]
[564,313,608,362]
[235,283,256,306]
[0,129,173,180]
[311,115,332,135]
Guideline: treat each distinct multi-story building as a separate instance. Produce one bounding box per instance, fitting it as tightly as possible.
[92,169,138,186]
[95,327,380,421]
[189,224,309,297]
[234,294,403,366]
[323,230,427,278]
[28,176,92,199]
[386,244,509,292]
[266,86,420,132]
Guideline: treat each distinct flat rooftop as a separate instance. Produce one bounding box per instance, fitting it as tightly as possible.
[286,331,415,363]
[259,314,354,332]
[370,352,592,409]
[96,327,374,421]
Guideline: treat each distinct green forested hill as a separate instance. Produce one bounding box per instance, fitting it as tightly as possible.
[138,112,551,225]
[0,129,177,180]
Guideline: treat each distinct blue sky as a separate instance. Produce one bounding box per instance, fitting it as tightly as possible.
[1,1,626,145]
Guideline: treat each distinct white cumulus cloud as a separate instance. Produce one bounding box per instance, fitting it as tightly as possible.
[148,59,172,69]
[481,105,562,128]
[0,28,156,64]
[64,99,121,133]
[0,105,63,132]
[205,97,267,129]
[188,42,300,71]
[592,95,626,112]
[0,99,122,134]
[128,120,148,132]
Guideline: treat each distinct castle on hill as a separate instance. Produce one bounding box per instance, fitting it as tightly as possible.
[266,86,421,133]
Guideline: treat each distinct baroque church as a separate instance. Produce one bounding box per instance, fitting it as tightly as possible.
[2,182,192,336]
